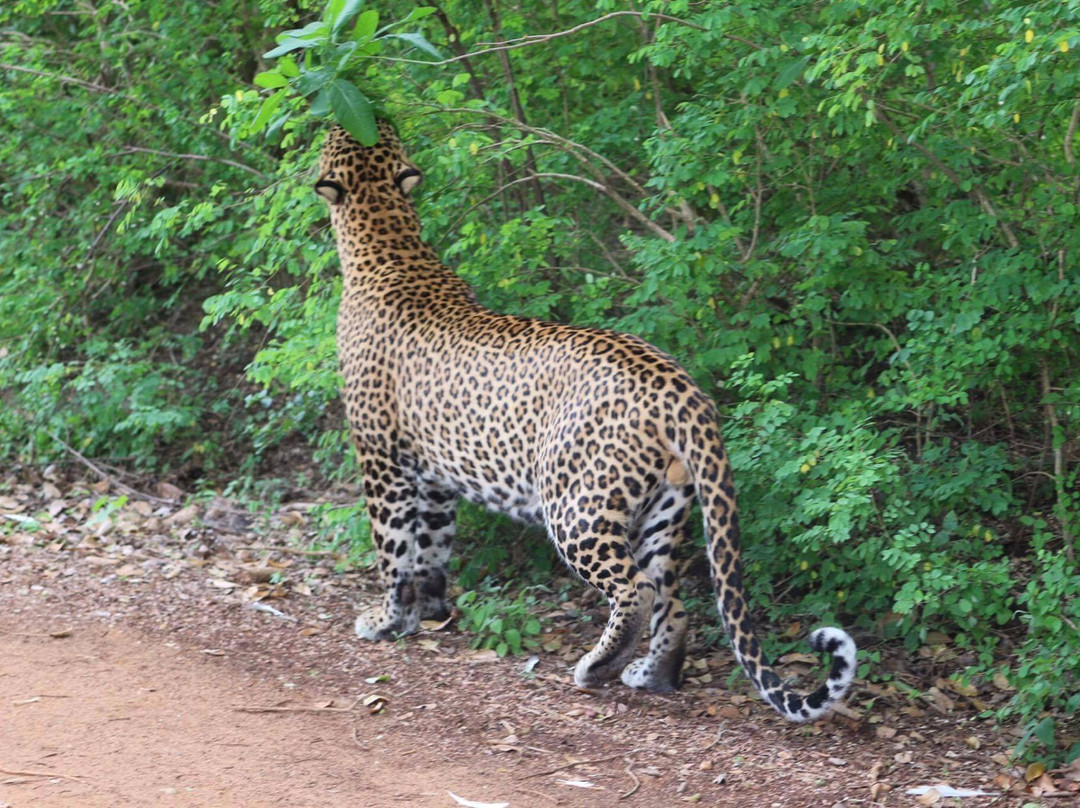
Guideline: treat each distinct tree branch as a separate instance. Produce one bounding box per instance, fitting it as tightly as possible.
[870,101,1020,249]
[526,173,675,242]
[1065,101,1079,167]
[380,10,703,66]
[0,62,143,104]
[120,146,267,178]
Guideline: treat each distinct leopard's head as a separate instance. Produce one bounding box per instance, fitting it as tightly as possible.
[314,120,423,208]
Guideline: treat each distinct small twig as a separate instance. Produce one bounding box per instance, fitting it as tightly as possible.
[703,726,727,751]
[45,432,176,505]
[77,200,129,274]
[620,759,641,799]
[0,765,87,783]
[119,145,266,179]
[0,628,72,638]
[245,544,342,558]
[524,748,642,779]
[1065,101,1078,166]
[0,62,143,104]
[233,703,358,715]
[380,11,704,67]
[515,786,562,805]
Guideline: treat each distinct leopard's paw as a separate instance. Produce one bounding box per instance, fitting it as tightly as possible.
[620,658,680,693]
[355,605,419,641]
[419,594,451,622]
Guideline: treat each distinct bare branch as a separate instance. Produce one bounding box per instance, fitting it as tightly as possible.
[0,62,143,104]
[870,101,1020,249]
[526,172,675,242]
[429,105,698,228]
[379,10,704,67]
[120,146,267,178]
[1065,101,1079,166]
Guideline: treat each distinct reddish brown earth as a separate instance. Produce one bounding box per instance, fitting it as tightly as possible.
[0,475,1072,807]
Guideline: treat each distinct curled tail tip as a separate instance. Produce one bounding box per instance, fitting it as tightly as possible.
[772,627,857,723]
[809,626,858,682]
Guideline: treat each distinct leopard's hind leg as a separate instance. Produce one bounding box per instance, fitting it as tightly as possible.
[541,490,655,689]
[620,480,695,692]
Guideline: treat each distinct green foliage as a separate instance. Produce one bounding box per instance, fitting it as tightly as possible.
[3,0,1078,742]
[249,2,440,144]
[455,582,545,657]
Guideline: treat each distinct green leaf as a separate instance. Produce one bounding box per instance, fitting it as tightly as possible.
[264,38,308,59]
[774,54,812,90]
[352,9,379,42]
[435,88,463,106]
[323,0,346,27]
[278,55,300,78]
[1034,716,1057,750]
[328,79,378,145]
[283,20,330,42]
[250,88,285,134]
[403,6,437,23]
[503,628,522,654]
[309,87,331,117]
[295,65,336,96]
[253,71,288,89]
[332,0,366,39]
[386,32,441,60]
[265,112,289,140]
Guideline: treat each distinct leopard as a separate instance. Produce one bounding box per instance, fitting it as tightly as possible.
[313,120,857,722]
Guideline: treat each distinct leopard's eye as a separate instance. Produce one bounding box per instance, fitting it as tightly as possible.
[314,179,345,204]
[394,168,422,195]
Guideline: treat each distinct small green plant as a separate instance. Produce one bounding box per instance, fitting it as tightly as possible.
[309,500,374,570]
[89,495,131,527]
[455,581,545,657]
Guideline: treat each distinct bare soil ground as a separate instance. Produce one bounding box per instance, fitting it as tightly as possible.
[1,473,1075,807]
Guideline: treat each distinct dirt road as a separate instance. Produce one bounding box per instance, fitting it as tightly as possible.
[0,485,1031,807]
[1,620,505,807]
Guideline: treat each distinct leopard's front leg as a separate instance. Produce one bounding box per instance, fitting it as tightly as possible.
[355,452,422,640]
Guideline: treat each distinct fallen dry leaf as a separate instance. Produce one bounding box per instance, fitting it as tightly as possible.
[156,481,184,499]
[446,792,509,808]
[915,787,941,806]
[556,779,597,789]
[1025,762,1047,782]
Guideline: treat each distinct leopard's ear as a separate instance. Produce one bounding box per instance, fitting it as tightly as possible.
[315,179,345,204]
[394,168,422,195]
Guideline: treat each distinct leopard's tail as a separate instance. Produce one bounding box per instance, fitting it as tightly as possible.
[678,417,857,722]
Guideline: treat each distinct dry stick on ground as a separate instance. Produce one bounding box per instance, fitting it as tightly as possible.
[245,544,342,558]
[523,748,643,780]
[234,702,360,715]
[45,431,177,505]
[0,627,72,638]
[620,759,641,799]
[0,766,88,783]
[514,786,561,805]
